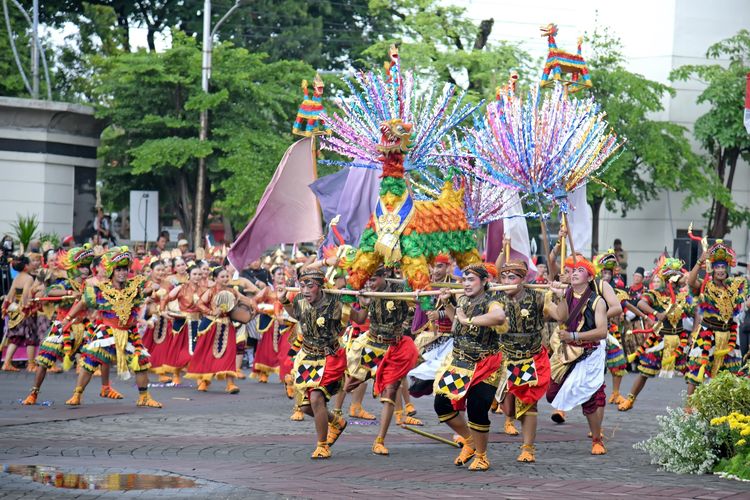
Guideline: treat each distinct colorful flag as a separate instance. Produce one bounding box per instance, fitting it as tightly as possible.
[309,167,380,247]
[228,138,322,270]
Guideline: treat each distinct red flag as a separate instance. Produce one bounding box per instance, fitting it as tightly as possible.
[228,138,322,269]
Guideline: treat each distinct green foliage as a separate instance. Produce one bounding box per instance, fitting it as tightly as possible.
[670,29,750,237]
[11,214,39,251]
[583,27,707,250]
[689,371,750,423]
[91,31,316,233]
[634,407,721,474]
[714,449,750,481]
[38,233,61,249]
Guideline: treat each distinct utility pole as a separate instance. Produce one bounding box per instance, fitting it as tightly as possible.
[31,0,38,99]
[193,0,242,250]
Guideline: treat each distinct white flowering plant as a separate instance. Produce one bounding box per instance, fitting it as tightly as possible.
[634,407,721,474]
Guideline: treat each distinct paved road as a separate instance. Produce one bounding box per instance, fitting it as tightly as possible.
[1,370,749,499]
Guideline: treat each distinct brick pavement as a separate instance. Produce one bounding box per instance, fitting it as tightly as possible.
[1,371,750,499]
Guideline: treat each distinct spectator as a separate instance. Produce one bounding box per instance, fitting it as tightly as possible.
[150,231,170,256]
[240,259,272,288]
[613,238,628,272]
[61,235,75,249]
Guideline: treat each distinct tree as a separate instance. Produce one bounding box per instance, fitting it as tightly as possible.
[361,0,531,101]
[584,27,708,252]
[92,32,314,243]
[671,30,750,238]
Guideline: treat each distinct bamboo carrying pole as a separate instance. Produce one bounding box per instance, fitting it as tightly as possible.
[401,424,461,448]
[284,283,558,300]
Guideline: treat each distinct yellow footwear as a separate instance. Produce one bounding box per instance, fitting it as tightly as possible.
[468,452,490,471]
[158,375,172,383]
[504,418,519,436]
[22,388,39,405]
[48,364,62,373]
[258,372,269,383]
[591,438,607,455]
[517,444,536,463]
[404,402,417,416]
[453,434,467,447]
[137,392,163,408]
[372,437,389,456]
[2,364,20,372]
[326,415,347,446]
[290,406,305,421]
[349,403,376,420]
[100,385,124,399]
[197,380,210,392]
[236,371,247,380]
[618,394,635,412]
[26,361,37,373]
[454,442,476,466]
[551,410,566,424]
[172,372,182,385]
[395,410,423,426]
[66,387,83,406]
[311,441,331,459]
[226,382,240,394]
[608,391,626,405]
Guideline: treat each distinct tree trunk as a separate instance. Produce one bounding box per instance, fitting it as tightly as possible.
[591,197,603,256]
[116,14,130,52]
[146,27,156,52]
[709,147,739,238]
[472,19,494,50]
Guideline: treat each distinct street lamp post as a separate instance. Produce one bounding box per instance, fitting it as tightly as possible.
[194,0,242,250]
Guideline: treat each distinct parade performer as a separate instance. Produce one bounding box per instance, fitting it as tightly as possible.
[409,255,456,398]
[1,256,37,371]
[278,269,348,459]
[251,266,294,385]
[21,246,123,404]
[140,259,171,354]
[494,260,551,463]
[685,241,747,397]
[594,251,629,406]
[546,257,608,455]
[346,266,419,455]
[225,260,260,380]
[186,267,242,394]
[63,247,161,408]
[433,264,506,471]
[619,258,692,411]
[151,263,205,384]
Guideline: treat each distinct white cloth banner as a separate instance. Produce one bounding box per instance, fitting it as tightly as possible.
[567,183,593,258]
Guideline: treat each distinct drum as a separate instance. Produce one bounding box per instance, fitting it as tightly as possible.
[213,290,236,314]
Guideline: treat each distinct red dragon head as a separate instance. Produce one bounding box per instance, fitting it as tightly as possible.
[376,118,414,154]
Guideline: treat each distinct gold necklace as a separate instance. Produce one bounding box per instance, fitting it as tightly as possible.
[98,275,146,326]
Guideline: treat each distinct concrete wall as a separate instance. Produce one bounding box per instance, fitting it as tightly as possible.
[0,97,104,241]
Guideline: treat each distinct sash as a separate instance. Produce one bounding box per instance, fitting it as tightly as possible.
[373,193,415,264]
[293,350,326,390]
[506,357,538,387]
[434,354,475,401]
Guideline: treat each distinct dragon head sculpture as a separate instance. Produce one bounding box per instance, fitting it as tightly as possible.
[377,118,414,154]
[540,23,558,38]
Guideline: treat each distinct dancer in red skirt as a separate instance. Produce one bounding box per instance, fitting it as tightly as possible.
[151,263,205,384]
[346,266,419,455]
[186,267,243,393]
